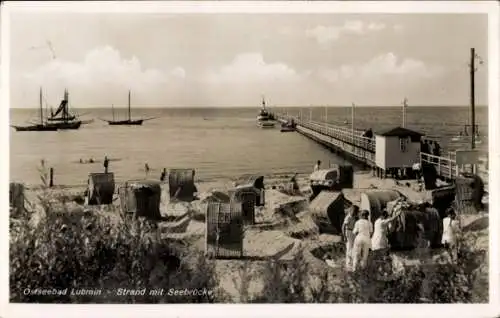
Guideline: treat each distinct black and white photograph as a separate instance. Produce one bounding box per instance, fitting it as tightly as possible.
[2,1,499,315]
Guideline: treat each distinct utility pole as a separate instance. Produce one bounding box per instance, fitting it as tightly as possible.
[470,48,476,150]
[325,106,328,124]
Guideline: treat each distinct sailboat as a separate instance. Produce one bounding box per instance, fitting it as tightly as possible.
[11,88,58,132]
[101,90,156,126]
[46,89,82,130]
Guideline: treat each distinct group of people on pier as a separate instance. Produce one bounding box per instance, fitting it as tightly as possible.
[421,139,441,158]
[341,202,460,272]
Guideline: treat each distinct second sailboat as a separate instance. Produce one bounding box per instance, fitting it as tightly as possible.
[102,90,156,126]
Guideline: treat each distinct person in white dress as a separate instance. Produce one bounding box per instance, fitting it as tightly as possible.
[342,205,359,271]
[371,208,402,252]
[352,210,373,271]
[442,207,460,261]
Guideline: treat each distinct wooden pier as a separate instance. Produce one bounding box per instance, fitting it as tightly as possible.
[291,117,375,166]
[277,114,488,186]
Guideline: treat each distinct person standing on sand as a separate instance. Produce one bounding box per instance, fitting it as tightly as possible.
[103,156,109,173]
[290,173,300,194]
[412,161,422,181]
[371,207,402,253]
[442,207,460,261]
[342,205,359,271]
[352,210,373,271]
[314,160,321,172]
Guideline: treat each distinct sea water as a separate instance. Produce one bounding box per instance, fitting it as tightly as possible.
[9,106,488,186]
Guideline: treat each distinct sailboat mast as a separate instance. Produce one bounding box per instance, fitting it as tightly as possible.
[39,87,43,124]
[45,95,48,123]
[112,104,115,121]
[64,89,68,122]
[128,90,131,121]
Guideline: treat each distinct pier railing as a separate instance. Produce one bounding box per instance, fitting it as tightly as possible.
[285,115,376,152]
[420,153,458,180]
[420,152,488,188]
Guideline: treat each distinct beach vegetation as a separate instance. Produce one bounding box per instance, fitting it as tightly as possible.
[10,177,487,303]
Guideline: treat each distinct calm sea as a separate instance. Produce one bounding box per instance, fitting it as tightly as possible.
[9,106,488,186]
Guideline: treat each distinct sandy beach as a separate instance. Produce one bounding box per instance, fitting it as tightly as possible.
[12,170,489,302]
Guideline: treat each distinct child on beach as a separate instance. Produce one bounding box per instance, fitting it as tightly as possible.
[442,207,460,262]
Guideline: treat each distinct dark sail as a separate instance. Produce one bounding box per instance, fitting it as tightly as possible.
[46,89,82,130]
[52,99,68,118]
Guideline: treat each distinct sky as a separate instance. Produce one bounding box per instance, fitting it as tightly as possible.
[7,11,489,108]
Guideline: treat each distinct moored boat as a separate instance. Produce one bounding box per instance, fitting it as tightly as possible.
[46,89,82,130]
[108,119,143,126]
[280,118,296,132]
[12,88,58,132]
[257,96,276,128]
[100,90,156,126]
[12,124,58,132]
[258,121,276,129]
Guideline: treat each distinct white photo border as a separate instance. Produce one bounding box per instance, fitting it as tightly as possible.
[1,1,498,318]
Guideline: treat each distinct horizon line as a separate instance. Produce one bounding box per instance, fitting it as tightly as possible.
[9,104,489,110]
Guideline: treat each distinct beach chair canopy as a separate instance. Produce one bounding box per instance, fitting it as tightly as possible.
[309,191,347,234]
[244,175,265,189]
[309,168,339,187]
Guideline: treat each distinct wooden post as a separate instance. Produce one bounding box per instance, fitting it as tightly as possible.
[49,167,54,187]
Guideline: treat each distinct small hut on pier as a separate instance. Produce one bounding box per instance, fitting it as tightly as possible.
[374,127,424,179]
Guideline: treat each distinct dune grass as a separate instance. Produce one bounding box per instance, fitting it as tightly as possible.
[10,181,488,303]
